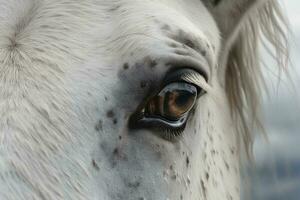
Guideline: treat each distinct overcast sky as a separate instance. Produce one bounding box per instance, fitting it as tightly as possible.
[254,0,300,165]
[244,2,300,199]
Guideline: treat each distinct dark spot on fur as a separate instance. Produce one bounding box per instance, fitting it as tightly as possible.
[111,147,128,167]
[106,110,114,118]
[113,118,118,124]
[105,96,109,101]
[119,135,122,140]
[180,194,183,200]
[230,147,235,155]
[205,172,209,180]
[186,156,190,167]
[187,177,191,184]
[201,50,207,57]
[92,159,100,171]
[211,149,216,155]
[225,161,230,171]
[201,179,207,198]
[140,81,147,88]
[123,63,129,70]
[113,148,119,155]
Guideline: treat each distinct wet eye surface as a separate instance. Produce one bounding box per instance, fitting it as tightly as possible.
[145,82,197,121]
[129,68,206,141]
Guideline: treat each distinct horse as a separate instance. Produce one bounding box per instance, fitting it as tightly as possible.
[0,0,288,199]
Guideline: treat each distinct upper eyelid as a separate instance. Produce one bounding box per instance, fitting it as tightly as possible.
[162,68,211,95]
[180,72,211,94]
[163,52,211,83]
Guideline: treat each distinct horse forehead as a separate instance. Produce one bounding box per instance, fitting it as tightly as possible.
[105,0,220,49]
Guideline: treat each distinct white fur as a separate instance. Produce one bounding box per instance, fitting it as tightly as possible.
[0,0,288,199]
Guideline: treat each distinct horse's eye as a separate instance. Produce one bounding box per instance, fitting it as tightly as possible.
[145,82,197,121]
[129,68,207,141]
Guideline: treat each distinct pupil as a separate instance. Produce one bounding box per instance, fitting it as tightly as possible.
[164,89,196,120]
[174,90,194,108]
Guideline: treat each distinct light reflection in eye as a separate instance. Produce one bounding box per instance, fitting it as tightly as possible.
[145,82,197,121]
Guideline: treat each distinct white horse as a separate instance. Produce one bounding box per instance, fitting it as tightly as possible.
[0,0,288,199]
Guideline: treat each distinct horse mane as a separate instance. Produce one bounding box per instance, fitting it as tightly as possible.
[225,0,289,158]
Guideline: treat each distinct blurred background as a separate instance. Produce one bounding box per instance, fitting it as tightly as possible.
[243,1,300,200]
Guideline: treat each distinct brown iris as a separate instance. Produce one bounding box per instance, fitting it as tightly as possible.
[145,82,197,121]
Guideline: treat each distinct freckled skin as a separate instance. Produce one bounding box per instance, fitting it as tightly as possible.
[123,63,129,70]
[0,0,279,199]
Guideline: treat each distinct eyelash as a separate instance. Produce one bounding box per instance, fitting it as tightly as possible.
[157,125,186,141]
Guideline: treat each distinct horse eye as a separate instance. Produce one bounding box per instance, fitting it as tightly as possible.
[129,68,206,141]
[145,82,197,121]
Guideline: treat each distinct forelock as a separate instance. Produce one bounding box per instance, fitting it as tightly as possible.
[225,0,289,159]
